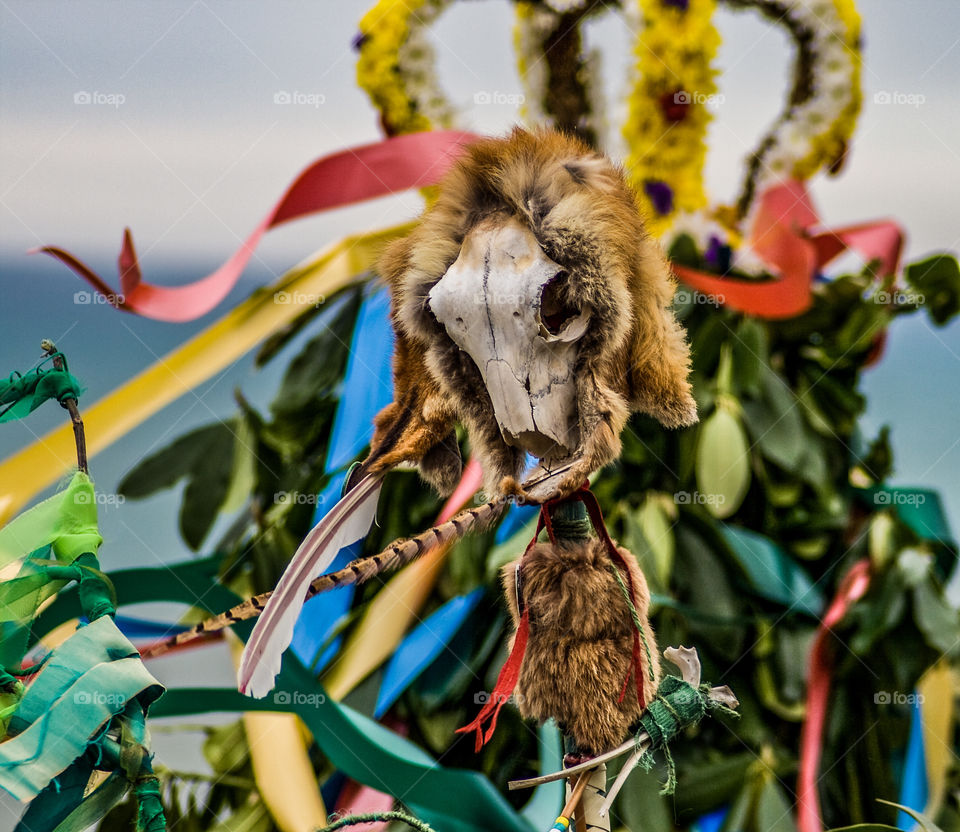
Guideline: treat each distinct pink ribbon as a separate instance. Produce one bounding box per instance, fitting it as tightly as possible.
[674,180,904,319]
[797,558,872,832]
[32,131,480,323]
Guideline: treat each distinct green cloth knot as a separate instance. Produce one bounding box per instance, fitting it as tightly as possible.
[639,675,707,749]
[134,775,165,832]
[0,363,84,423]
[637,675,737,796]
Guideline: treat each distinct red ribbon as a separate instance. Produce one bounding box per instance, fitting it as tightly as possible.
[32,130,480,323]
[797,558,872,832]
[674,180,904,319]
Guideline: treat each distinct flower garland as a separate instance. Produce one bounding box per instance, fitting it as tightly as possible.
[513,2,608,148]
[355,0,454,136]
[622,0,722,234]
[730,0,862,217]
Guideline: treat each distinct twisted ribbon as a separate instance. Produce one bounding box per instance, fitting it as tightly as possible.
[674,180,903,319]
[33,131,479,322]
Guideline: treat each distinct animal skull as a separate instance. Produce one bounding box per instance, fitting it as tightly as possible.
[428,217,590,461]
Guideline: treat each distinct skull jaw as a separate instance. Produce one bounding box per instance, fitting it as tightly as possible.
[484,360,579,459]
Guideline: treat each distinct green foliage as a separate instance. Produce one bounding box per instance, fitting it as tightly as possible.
[116,255,960,831]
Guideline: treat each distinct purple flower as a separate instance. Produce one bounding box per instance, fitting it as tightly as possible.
[705,235,733,273]
[643,180,674,216]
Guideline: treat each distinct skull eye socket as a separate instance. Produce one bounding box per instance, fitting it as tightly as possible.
[538,271,580,336]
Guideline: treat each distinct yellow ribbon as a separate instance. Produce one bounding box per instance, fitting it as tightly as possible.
[0,223,413,526]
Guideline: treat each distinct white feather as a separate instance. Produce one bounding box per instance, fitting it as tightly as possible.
[238,473,383,697]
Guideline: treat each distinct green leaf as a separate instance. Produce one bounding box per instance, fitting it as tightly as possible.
[618,756,673,832]
[270,288,362,416]
[634,495,675,587]
[740,364,805,474]
[732,318,769,397]
[696,403,751,518]
[720,525,824,616]
[675,524,745,657]
[178,421,237,550]
[905,254,960,326]
[203,721,249,774]
[668,233,703,270]
[912,578,960,655]
[754,776,797,832]
[674,752,754,816]
[220,411,258,515]
[117,422,227,498]
[877,799,946,832]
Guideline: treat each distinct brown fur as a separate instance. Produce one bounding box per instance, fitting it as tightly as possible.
[501,537,661,755]
[365,127,697,498]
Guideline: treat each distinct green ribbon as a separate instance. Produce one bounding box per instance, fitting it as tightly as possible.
[0,471,102,568]
[0,615,163,800]
[35,556,564,832]
[0,359,83,423]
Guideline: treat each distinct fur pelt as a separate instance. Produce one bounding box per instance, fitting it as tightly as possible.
[501,536,661,755]
[361,127,697,500]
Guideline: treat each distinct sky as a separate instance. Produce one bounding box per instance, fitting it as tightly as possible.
[0,0,959,818]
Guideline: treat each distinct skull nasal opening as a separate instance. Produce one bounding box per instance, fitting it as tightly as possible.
[538,270,580,336]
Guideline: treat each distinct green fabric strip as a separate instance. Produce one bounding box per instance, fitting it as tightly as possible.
[0,364,83,423]
[0,616,163,801]
[0,471,102,569]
